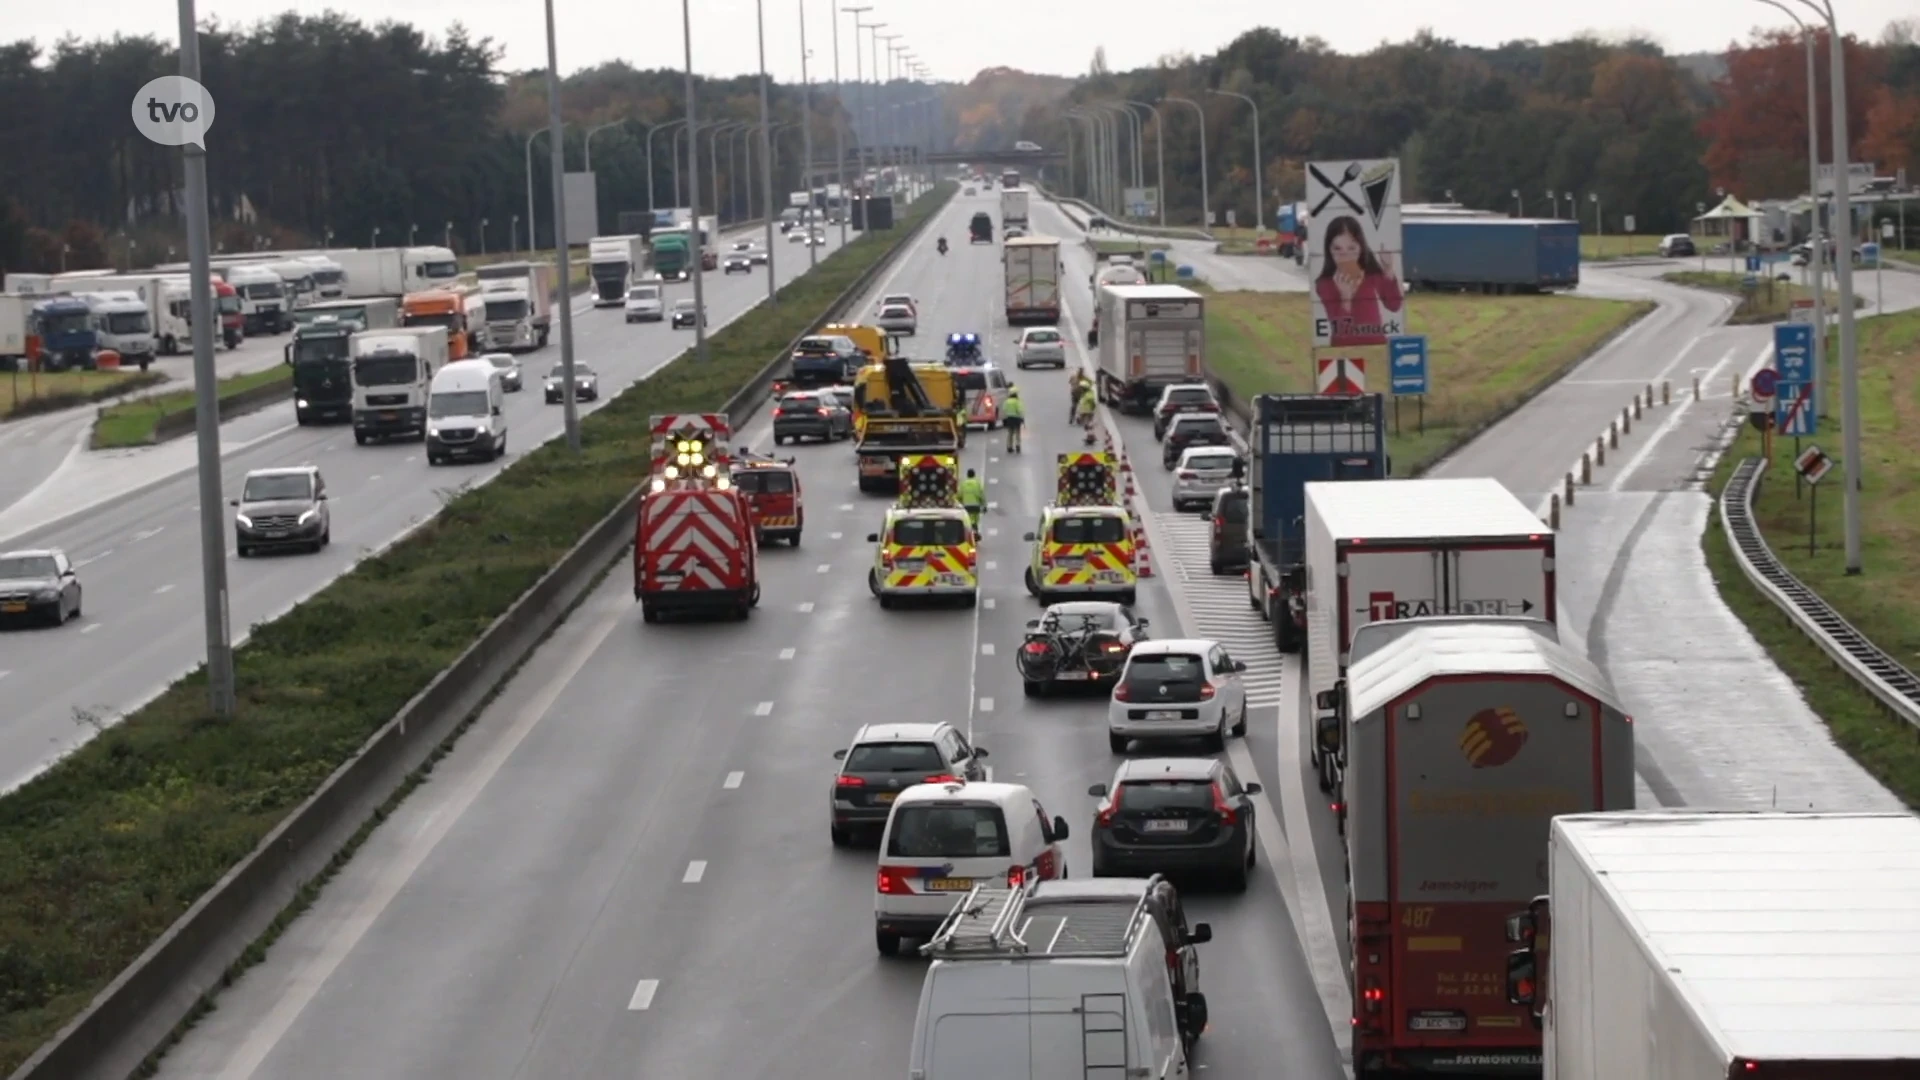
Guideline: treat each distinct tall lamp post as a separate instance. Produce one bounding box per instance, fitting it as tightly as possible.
[799,0,819,266]
[1205,88,1262,235]
[709,122,743,234]
[1124,100,1166,227]
[842,7,872,192]
[878,34,902,173]
[584,119,624,174]
[524,125,565,252]
[679,0,709,363]
[542,0,581,452]
[831,5,856,243]
[646,118,687,213]
[755,0,778,302]
[1163,95,1209,231]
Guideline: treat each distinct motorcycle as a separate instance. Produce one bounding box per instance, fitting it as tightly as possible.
[936,237,948,255]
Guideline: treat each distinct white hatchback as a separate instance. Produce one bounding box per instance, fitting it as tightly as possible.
[1172,445,1240,512]
[1015,327,1067,368]
[1108,639,1249,754]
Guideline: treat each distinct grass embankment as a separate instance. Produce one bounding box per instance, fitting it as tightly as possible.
[1661,270,1859,325]
[0,182,956,1075]
[2,369,166,420]
[90,365,290,449]
[1701,307,1920,808]
[1204,291,1653,475]
[1579,234,1666,260]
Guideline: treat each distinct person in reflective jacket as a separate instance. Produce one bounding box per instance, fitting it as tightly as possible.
[959,469,986,526]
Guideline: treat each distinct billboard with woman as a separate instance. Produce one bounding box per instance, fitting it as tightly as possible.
[1307,159,1405,349]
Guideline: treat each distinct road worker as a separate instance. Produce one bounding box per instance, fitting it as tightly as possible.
[959,469,986,526]
[1002,388,1025,453]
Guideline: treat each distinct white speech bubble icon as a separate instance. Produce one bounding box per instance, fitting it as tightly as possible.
[132,75,216,150]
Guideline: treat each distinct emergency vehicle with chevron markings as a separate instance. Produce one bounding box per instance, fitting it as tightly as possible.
[865,455,979,609]
[1022,452,1137,606]
[633,413,761,622]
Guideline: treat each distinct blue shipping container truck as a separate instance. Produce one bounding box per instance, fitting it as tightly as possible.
[1245,393,1388,653]
[1402,217,1580,293]
[32,295,99,371]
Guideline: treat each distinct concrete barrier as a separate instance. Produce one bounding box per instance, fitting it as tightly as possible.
[6,200,936,1080]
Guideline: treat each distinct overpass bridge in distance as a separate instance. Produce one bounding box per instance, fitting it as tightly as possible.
[805,147,1065,170]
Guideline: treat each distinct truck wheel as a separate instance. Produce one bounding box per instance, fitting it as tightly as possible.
[1108,733,1128,754]
[875,929,902,957]
[641,603,659,623]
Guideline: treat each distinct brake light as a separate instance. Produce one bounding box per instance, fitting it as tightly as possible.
[1212,516,1225,530]
[836,774,865,788]
[1007,864,1026,888]
[1362,977,1385,1014]
[1103,643,1126,653]
[1178,470,1197,480]
[817,408,830,417]
[1113,683,1132,701]
[1096,786,1123,826]
[772,408,784,417]
[877,866,914,894]
[921,775,959,785]
[1212,782,1237,825]
[1197,684,1216,700]
[880,550,894,569]
[1024,641,1050,656]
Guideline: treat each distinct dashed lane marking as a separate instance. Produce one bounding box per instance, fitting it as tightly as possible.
[817,564,830,573]
[682,861,707,884]
[724,771,744,789]
[627,979,660,1011]
[778,647,796,660]
[154,583,175,595]
[979,696,995,713]
[753,701,774,716]
[980,643,995,656]
[797,602,815,613]
[81,623,101,634]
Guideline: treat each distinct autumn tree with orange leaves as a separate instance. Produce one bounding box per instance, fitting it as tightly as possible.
[1698,29,1885,197]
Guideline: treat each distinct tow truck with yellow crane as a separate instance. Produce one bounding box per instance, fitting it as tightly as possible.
[852,354,964,493]
[1021,452,1139,606]
[865,454,978,608]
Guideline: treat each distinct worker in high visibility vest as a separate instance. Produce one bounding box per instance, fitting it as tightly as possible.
[1001,388,1025,453]
[1068,370,1091,422]
[959,469,986,527]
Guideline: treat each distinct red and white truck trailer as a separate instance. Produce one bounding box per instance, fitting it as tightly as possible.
[1337,617,1635,1078]
[634,413,761,622]
[1506,810,1920,1080]
[1304,477,1556,795]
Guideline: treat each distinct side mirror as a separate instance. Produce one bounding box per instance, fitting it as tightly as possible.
[1025,619,1041,630]
[1505,949,1538,1006]
[227,498,239,507]
[492,405,502,416]
[1051,815,1070,840]
[866,533,880,542]
[1187,923,1214,945]
[1232,660,1248,673]
[1022,532,1037,542]
[1087,783,1109,797]
[832,748,848,760]
[1136,618,1149,628]
[1316,713,1342,754]
[972,747,989,759]
[1315,689,1337,712]
[1243,782,1263,795]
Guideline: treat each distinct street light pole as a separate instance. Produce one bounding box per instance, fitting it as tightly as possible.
[799,0,818,266]
[878,34,901,173]
[542,0,580,452]
[680,0,709,362]
[175,0,234,717]
[831,5,855,244]
[1163,95,1209,231]
[584,119,622,174]
[842,7,871,190]
[646,118,685,214]
[1758,0,1827,452]
[869,27,889,172]
[709,122,737,237]
[524,127,557,251]
[1205,88,1262,235]
[1124,100,1166,227]
[756,0,778,303]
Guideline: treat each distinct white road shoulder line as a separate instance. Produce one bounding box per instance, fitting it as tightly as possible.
[682,860,707,884]
[627,979,660,1011]
[723,771,744,789]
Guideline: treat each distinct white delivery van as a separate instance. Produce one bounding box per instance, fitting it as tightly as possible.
[909,881,1191,1080]
[425,359,508,465]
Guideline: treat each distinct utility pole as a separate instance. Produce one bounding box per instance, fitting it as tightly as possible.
[543,0,580,450]
[800,0,817,266]
[680,0,709,361]
[756,0,778,303]
[1164,95,1209,230]
[830,5,852,245]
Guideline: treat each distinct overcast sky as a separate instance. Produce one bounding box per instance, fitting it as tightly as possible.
[22,0,1917,81]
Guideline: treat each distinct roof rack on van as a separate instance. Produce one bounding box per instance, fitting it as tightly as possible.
[921,884,1033,956]
[922,879,1160,960]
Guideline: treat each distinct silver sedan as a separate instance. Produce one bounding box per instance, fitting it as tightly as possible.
[875,303,917,336]
[1171,446,1240,512]
[1015,327,1067,368]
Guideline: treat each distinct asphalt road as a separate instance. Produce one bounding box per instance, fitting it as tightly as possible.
[0,220,855,792]
[147,188,1351,1080]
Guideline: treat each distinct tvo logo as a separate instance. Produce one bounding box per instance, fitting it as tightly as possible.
[131,76,217,149]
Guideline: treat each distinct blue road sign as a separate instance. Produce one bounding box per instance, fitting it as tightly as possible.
[1388,335,1429,396]
[1776,379,1816,436]
[1773,321,1813,391]
[1174,264,1195,279]
[1149,249,1167,263]
[1745,254,1762,272]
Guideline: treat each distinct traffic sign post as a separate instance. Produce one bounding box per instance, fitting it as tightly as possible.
[1387,335,1428,435]
[1794,444,1833,556]
[1773,322,1815,429]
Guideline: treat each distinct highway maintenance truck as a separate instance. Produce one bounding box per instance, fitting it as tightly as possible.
[853,356,963,494]
[287,297,400,423]
[1334,617,1634,1079]
[588,235,647,306]
[1093,283,1206,414]
[1506,810,1920,1080]
[634,413,761,622]
[1246,393,1388,655]
[1304,477,1555,796]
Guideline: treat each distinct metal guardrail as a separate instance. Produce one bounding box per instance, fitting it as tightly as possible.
[1719,456,1920,731]
[1034,185,1215,242]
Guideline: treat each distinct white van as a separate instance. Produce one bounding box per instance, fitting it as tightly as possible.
[875,780,1070,956]
[425,358,508,465]
[908,882,1192,1080]
[624,282,663,323]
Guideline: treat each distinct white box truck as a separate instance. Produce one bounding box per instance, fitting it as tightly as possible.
[1002,235,1061,325]
[0,293,33,370]
[349,325,447,443]
[586,235,646,307]
[1304,477,1556,790]
[474,261,557,351]
[1000,186,1030,227]
[324,247,460,298]
[1509,810,1920,1080]
[1093,283,1205,414]
[55,274,193,355]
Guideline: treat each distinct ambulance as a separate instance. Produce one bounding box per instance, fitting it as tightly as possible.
[866,455,979,609]
[634,414,761,622]
[1022,452,1138,606]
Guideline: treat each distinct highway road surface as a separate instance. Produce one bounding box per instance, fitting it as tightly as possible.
[0,219,853,793]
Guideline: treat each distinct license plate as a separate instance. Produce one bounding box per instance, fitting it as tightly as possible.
[382,410,399,420]
[1409,1015,1467,1032]
[926,878,973,892]
[1143,819,1189,832]
[1096,571,1125,583]
[261,530,287,539]
[895,560,925,572]
[939,574,968,586]
[1054,670,1090,681]
[874,792,897,803]
[1055,556,1085,568]
[1145,710,1182,720]
[0,602,25,613]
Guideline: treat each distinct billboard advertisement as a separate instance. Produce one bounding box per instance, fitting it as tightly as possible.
[1306,159,1404,349]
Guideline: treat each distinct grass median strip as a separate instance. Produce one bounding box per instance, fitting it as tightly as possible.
[0,182,954,1075]
[2,369,167,421]
[90,365,291,448]
[1660,269,1858,325]
[1701,307,1920,808]
[1202,289,1653,474]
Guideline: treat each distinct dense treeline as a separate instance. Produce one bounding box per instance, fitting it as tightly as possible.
[0,12,940,275]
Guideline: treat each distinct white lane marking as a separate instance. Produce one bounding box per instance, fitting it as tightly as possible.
[627,979,660,1011]
[207,589,631,1078]
[983,597,995,609]
[368,474,382,482]
[753,701,775,716]
[988,476,1000,484]
[990,456,1000,463]
[81,623,101,634]
[816,564,830,573]
[724,771,744,789]
[980,642,995,656]
[1609,342,1764,492]
[839,502,854,511]
[830,531,843,540]
[978,696,995,713]
[0,671,9,681]
[131,526,165,543]
[798,601,815,613]
[404,455,417,463]
[682,860,707,884]
[984,560,997,570]
[778,647,796,660]
[76,550,113,567]
[154,583,175,595]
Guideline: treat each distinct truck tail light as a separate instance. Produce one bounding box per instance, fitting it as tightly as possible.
[876,866,915,894]
[1362,977,1384,1014]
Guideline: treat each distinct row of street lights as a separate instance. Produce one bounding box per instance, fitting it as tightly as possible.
[1063,89,1258,233]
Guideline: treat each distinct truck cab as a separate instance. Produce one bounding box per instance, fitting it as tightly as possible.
[402,289,474,361]
[77,291,156,370]
[223,265,290,334]
[30,295,98,370]
[349,325,447,444]
[634,414,761,622]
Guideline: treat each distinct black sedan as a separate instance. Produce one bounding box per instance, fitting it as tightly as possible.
[1088,757,1262,891]
[1162,413,1234,469]
[670,300,705,329]
[1018,601,1149,696]
[544,362,598,403]
[0,547,83,627]
[772,390,854,444]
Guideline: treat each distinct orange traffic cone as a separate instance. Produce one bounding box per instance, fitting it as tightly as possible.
[1134,527,1154,577]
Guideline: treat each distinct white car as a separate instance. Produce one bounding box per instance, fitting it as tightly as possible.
[880,293,918,319]
[723,253,753,274]
[788,228,808,243]
[1015,327,1067,368]
[876,303,917,336]
[1172,446,1239,512]
[805,229,826,246]
[1107,639,1249,754]
[624,283,663,323]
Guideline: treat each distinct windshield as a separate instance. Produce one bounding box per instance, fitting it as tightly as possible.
[674,301,696,312]
[1185,452,1237,472]
[884,295,912,307]
[38,312,89,336]
[628,288,658,301]
[881,306,911,318]
[778,394,822,410]
[484,299,528,322]
[1051,515,1127,544]
[1024,330,1060,344]
[891,518,969,546]
[951,371,987,392]
[1045,608,1118,633]
[1165,387,1215,407]
[1127,653,1206,683]
[420,259,460,279]
[845,742,946,773]
[731,469,795,494]
[404,313,460,330]
[886,804,1009,858]
[353,355,418,386]
[1218,491,1249,523]
[1118,778,1214,811]
[548,363,594,378]
[487,355,514,370]
[0,555,57,579]
[244,282,283,300]
[106,312,150,334]
[310,268,344,285]
[292,337,350,365]
[1171,417,1226,438]
[430,390,490,418]
[242,474,312,502]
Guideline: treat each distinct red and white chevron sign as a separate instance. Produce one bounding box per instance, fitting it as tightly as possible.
[1316,356,1367,395]
[648,491,741,590]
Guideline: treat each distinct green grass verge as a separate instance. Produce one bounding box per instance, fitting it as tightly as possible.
[1579,233,1665,260]
[1661,270,1859,326]
[0,182,955,1075]
[1202,290,1653,475]
[1699,306,1920,809]
[2,369,167,421]
[90,365,291,449]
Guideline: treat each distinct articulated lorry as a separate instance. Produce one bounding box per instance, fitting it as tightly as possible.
[288,297,401,424]
[1402,218,1580,294]
[1507,811,1920,1080]
[1333,617,1634,1079]
[1304,477,1556,798]
[588,235,647,306]
[649,229,692,281]
[1246,393,1389,654]
[1002,235,1061,325]
[474,261,557,351]
[1093,283,1206,414]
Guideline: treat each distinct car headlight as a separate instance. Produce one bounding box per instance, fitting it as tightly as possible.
[296,398,309,408]
[34,589,58,602]
[235,514,253,528]
[298,509,318,525]
[546,381,559,390]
